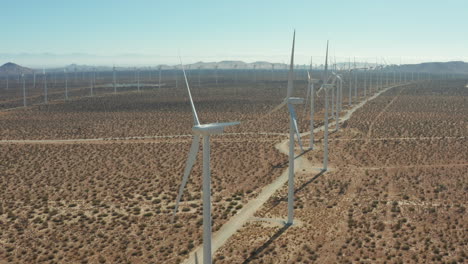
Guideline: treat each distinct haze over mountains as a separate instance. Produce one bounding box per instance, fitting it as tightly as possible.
[1,61,468,76]
[0,62,34,75]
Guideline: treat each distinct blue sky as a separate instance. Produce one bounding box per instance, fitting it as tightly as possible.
[2,0,467,66]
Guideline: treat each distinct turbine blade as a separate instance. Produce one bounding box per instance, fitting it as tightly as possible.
[172,135,201,220]
[316,85,324,97]
[286,30,295,98]
[180,57,200,126]
[302,72,311,116]
[323,40,329,84]
[288,104,304,152]
[266,100,287,116]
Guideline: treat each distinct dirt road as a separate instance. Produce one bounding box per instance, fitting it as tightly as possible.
[182,83,409,264]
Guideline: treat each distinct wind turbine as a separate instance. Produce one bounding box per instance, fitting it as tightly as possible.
[316,41,337,171]
[329,61,344,133]
[304,57,319,149]
[172,59,240,264]
[214,64,218,86]
[353,57,357,102]
[268,31,303,225]
[348,58,352,106]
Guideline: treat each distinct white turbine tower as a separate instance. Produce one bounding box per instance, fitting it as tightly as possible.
[304,57,319,149]
[268,30,304,225]
[316,41,337,171]
[172,59,240,264]
[333,73,343,132]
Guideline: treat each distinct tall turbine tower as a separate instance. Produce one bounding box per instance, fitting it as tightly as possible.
[353,57,357,102]
[305,63,319,149]
[316,41,336,171]
[268,31,304,225]
[172,59,240,264]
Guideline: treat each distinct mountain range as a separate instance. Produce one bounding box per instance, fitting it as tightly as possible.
[1,61,468,76]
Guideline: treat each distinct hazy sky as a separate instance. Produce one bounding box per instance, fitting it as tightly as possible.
[2,0,467,67]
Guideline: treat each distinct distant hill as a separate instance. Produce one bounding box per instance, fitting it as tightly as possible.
[397,61,468,74]
[2,60,467,75]
[0,62,34,76]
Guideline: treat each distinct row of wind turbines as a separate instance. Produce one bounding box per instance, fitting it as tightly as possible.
[3,55,439,110]
[171,31,413,264]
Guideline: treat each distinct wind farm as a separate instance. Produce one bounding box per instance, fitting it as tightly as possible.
[1,1,468,264]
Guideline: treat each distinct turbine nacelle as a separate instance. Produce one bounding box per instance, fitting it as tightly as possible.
[287,97,304,105]
[193,122,240,135]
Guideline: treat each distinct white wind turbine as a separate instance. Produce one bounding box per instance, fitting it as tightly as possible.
[268,30,303,225]
[334,73,343,132]
[304,57,319,149]
[316,41,337,171]
[172,59,240,264]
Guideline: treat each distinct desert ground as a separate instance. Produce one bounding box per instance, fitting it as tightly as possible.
[214,79,467,264]
[0,72,466,263]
